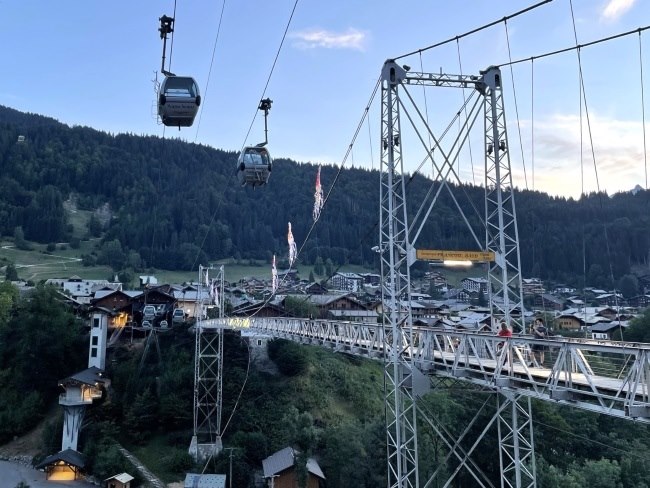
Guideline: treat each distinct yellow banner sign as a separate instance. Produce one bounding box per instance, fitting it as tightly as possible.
[416,249,495,262]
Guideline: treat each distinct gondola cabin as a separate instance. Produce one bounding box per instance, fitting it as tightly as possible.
[237,145,272,187]
[158,75,200,128]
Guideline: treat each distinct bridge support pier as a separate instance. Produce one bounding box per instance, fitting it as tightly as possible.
[497,392,536,488]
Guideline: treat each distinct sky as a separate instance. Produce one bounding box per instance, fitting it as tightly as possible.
[1,0,649,198]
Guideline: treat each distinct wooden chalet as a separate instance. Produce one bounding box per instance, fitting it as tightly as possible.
[35,448,86,481]
[262,447,325,488]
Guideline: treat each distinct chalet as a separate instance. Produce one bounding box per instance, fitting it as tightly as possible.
[305,281,328,295]
[46,276,119,304]
[106,472,135,488]
[553,285,576,295]
[461,277,488,294]
[328,309,378,324]
[626,295,650,308]
[173,287,211,318]
[35,449,86,481]
[590,321,628,340]
[262,447,325,488]
[233,300,285,317]
[286,293,366,319]
[328,272,364,292]
[91,290,141,327]
[522,278,544,296]
[594,293,624,307]
[138,275,158,287]
[533,294,565,312]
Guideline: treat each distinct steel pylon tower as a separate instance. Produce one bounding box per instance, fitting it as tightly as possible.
[189,265,225,462]
[481,67,526,334]
[378,60,532,487]
[380,61,419,488]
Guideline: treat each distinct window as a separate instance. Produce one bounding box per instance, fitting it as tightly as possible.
[92,336,98,346]
[91,348,97,358]
[93,317,100,328]
[257,340,262,346]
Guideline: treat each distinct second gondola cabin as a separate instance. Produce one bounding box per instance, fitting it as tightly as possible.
[237,145,272,187]
[158,75,200,128]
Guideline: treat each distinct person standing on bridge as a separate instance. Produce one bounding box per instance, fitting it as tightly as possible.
[532,319,548,366]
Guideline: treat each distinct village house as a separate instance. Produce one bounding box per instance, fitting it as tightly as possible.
[533,293,565,312]
[460,277,489,294]
[522,278,545,296]
[590,321,629,340]
[262,447,325,488]
[328,272,364,292]
[46,276,121,304]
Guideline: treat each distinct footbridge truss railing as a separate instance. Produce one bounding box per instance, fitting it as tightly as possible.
[201,317,650,422]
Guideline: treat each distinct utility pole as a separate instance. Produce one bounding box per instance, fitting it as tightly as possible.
[223,447,235,488]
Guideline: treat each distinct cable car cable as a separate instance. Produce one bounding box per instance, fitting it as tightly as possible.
[193,0,227,143]
[239,0,300,152]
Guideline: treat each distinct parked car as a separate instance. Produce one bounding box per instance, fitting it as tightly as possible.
[159,320,169,329]
[142,320,152,328]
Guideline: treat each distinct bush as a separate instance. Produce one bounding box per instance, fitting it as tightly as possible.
[46,243,56,252]
[268,339,309,376]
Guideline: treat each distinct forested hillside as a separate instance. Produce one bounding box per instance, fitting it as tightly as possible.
[2,104,650,286]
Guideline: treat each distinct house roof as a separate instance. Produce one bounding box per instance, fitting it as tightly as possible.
[262,447,325,480]
[35,449,86,469]
[183,473,227,488]
[591,322,628,333]
[59,366,105,386]
[105,473,135,483]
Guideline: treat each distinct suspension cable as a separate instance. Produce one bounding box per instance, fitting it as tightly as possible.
[393,0,554,61]
[640,31,648,189]
[504,19,528,190]
[531,59,535,191]
[456,38,476,185]
[499,25,650,68]
[419,51,434,177]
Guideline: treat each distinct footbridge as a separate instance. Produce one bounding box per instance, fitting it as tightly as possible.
[201,317,650,423]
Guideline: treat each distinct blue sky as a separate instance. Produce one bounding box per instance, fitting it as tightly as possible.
[1,0,649,198]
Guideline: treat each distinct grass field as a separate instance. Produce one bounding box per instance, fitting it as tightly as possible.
[0,239,379,286]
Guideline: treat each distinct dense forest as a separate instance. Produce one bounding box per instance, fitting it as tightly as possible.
[2,284,650,487]
[1,104,650,287]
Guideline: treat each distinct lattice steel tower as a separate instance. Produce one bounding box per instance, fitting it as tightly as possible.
[379,60,531,487]
[189,265,225,462]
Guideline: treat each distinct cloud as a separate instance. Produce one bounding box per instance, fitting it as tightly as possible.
[290,28,367,51]
[521,112,647,198]
[601,0,636,20]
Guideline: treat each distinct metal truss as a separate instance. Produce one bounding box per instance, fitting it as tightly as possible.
[374,60,526,486]
[481,67,525,333]
[380,60,419,488]
[190,265,225,462]
[497,393,536,488]
[208,316,650,422]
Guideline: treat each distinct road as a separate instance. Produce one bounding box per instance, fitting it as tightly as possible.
[0,460,96,487]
